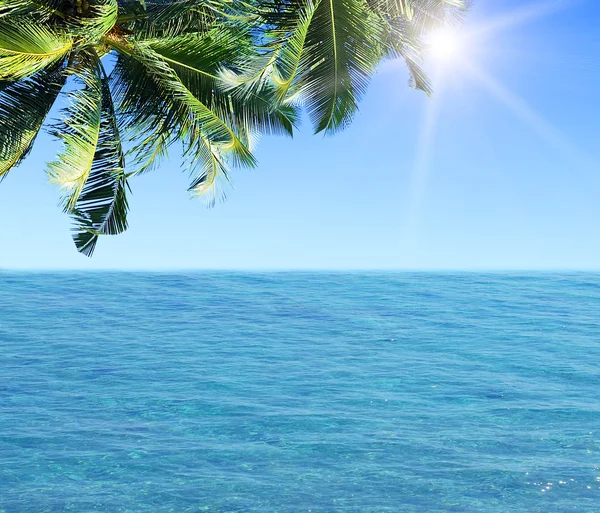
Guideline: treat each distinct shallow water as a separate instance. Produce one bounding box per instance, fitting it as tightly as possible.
[1,272,599,512]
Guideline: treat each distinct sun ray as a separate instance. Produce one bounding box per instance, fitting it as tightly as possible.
[463,62,596,171]
[467,0,580,40]
[406,0,593,252]
[405,74,445,249]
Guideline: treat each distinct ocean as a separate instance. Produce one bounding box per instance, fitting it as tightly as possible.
[1,272,599,512]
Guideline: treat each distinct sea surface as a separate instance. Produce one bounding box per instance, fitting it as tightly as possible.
[1,272,599,512]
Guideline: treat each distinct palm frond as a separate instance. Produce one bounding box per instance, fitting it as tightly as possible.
[0,0,59,19]
[48,54,104,209]
[219,50,279,99]
[109,52,176,175]
[287,0,385,133]
[132,0,221,38]
[226,92,299,142]
[185,137,229,207]
[137,46,257,196]
[47,52,129,255]
[268,0,320,103]
[379,13,431,93]
[218,0,316,105]
[138,26,245,72]
[0,0,33,17]
[110,40,255,173]
[139,27,293,140]
[67,0,119,42]
[0,21,72,80]
[70,60,129,257]
[0,68,66,178]
[370,0,467,33]
[118,0,147,19]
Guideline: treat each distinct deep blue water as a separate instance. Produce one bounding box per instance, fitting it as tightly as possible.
[1,272,599,512]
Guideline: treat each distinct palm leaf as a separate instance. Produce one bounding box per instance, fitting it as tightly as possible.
[109,52,177,175]
[370,0,466,33]
[268,0,320,102]
[70,60,129,257]
[0,0,59,19]
[134,46,256,198]
[0,0,33,17]
[0,69,66,178]
[219,0,316,104]
[378,13,431,93]
[0,21,72,80]
[131,0,221,38]
[109,40,256,194]
[118,0,147,17]
[295,0,385,133]
[66,0,119,42]
[48,54,104,209]
[140,28,295,140]
[138,28,244,82]
[47,52,129,255]
[185,136,229,207]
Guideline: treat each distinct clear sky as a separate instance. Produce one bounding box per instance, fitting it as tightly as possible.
[1,0,599,270]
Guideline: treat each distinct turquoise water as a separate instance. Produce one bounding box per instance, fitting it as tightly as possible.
[1,272,599,512]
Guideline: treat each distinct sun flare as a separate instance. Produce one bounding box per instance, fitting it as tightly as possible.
[407,1,587,246]
[425,28,464,64]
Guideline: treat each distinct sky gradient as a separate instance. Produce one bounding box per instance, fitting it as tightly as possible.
[1,0,599,270]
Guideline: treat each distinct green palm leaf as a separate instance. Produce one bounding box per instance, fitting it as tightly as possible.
[299,0,384,133]
[138,45,256,189]
[0,0,32,17]
[118,0,146,17]
[108,39,255,201]
[185,136,229,206]
[370,0,466,33]
[109,53,176,175]
[131,0,221,38]
[141,28,295,140]
[138,28,242,81]
[65,0,119,42]
[246,0,385,134]
[70,62,129,256]
[219,1,316,104]
[0,0,58,19]
[268,0,319,102]
[48,52,129,256]
[0,69,66,178]
[48,54,104,209]
[0,21,72,80]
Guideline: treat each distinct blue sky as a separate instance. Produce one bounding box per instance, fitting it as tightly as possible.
[1,0,600,270]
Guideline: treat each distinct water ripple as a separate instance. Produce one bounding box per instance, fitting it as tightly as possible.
[0,272,599,512]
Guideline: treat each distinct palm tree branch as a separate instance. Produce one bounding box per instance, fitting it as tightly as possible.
[0,21,73,80]
[0,69,65,178]
[110,38,255,166]
[326,0,339,128]
[269,0,319,101]
[47,53,104,210]
[107,37,255,203]
[70,58,129,256]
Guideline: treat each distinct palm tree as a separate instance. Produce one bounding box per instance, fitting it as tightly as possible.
[0,0,465,256]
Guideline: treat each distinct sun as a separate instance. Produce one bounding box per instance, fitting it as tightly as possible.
[407,1,585,242]
[425,28,464,64]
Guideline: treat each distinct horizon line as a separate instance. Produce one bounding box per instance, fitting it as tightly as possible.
[1,268,600,273]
